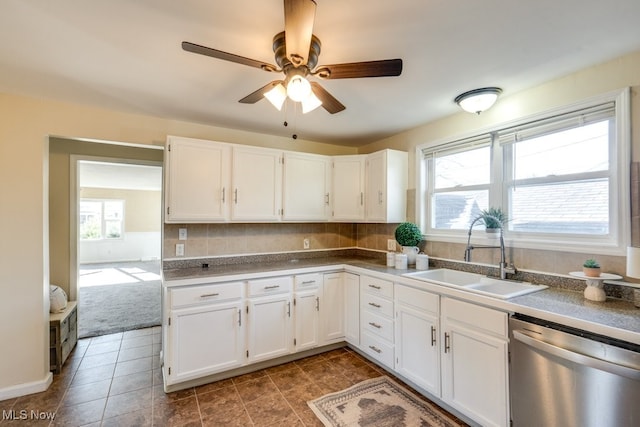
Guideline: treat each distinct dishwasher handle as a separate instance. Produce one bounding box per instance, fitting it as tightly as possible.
[513,329,640,381]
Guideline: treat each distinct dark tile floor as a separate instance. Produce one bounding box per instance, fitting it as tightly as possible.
[0,328,465,426]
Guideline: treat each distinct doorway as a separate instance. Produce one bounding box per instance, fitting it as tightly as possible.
[76,159,162,338]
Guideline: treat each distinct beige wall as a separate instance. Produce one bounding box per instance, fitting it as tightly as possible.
[0,93,355,397]
[80,188,161,233]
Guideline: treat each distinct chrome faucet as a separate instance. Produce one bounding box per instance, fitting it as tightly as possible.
[464,215,516,279]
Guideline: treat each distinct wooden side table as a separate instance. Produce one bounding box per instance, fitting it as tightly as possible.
[50,301,78,374]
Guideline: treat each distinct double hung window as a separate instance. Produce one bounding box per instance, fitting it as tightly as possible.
[80,199,124,240]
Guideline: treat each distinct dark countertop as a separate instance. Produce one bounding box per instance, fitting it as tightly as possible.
[163,255,640,344]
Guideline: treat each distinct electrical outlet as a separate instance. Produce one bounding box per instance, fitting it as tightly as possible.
[387,239,396,251]
[176,243,185,256]
[303,238,310,249]
[178,228,187,240]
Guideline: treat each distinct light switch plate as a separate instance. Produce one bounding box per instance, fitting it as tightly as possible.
[303,238,310,249]
[176,243,185,256]
[387,239,396,251]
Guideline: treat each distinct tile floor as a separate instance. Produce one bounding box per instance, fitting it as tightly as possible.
[0,328,465,426]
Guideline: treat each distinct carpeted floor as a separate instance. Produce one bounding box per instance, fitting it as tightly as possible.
[78,261,161,338]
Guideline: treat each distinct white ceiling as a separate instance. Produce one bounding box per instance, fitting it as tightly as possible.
[1,0,639,146]
[79,161,162,191]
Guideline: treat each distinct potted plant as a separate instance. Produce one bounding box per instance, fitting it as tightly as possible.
[395,222,423,264]
[583,259,601,277]
[479,207,507,235]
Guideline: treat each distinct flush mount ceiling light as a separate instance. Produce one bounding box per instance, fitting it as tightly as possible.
[455,87,502,114]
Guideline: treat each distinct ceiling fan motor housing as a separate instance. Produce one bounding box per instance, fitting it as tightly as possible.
[273,31,321,72]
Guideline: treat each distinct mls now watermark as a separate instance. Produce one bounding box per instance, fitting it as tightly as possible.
[3,409,56,421]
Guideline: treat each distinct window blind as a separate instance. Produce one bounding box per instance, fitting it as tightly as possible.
[421,134,493,159]
[498,102,615,145]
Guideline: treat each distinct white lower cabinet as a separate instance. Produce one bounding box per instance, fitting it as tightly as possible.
[247,277,294,364]
[294,274,321,352]
[360,275,394,369]
[441,297,509,427]
[163,268,510,427]
[394,285,440,396]
[321,273,345,344]
[343,272,360,346]
[164,282,245,386]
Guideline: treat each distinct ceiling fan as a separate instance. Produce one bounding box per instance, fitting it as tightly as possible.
[182,0,403,114]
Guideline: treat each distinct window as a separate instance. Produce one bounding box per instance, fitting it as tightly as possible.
[419,89,629,254]
[80,199,124,240]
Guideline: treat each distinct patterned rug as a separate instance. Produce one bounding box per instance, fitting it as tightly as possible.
[308,376,464,427]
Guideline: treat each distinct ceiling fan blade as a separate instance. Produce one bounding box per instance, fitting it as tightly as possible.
[284,0,316,66]
[182,41,277,71]
[239,81,284,104]
[317,59,403,79]
[310,82,345,114]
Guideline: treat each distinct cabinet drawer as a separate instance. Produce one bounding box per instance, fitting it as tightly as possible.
[361,275,393,298]
[443,297,507,337]
[294,273,322,290]
[395,285,439,315]
[247,276,293,297]
[361,310,394,342]
[361,330,394,369]
[171,282,244,308]
[361,293,393,318]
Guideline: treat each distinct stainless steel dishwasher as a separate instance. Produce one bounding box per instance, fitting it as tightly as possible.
[509,314,640,427]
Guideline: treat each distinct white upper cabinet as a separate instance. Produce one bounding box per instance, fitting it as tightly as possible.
[365,149,408,223]
[331,155,366,221]
[165,136,231,222]
[164,135,408,223]
[282,152,331,221]
[231,146,283,221]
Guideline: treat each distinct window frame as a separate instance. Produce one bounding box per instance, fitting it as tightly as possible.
[416,88,630,256]
[79,198,125,241]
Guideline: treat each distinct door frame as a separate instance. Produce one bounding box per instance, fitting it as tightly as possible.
[69,154,163,301]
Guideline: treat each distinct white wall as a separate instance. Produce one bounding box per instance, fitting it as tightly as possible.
[79,232,161,264]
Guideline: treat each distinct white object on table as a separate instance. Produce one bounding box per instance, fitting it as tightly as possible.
[569,271,622,302]
[386,252,395,267]
[395,253,408,269]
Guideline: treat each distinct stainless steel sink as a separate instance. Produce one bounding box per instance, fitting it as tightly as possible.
[402,269,547,299]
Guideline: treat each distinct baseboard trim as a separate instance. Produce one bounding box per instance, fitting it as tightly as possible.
[0,373,53,401]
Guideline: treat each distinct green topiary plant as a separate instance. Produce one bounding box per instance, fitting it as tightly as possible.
[394,222,423,247]
[479,207,507,229]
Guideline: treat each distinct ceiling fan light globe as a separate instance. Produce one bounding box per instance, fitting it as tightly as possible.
[301,92,322,114]
[287,75,312,102]
[264,83,287,110]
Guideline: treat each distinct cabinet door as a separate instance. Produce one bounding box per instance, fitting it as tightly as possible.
[232,146,282,221]
[441,299,509,427]
[331,156,366,221]
[247,294,293,363]
[395,304,440,395]
[283,152,330,221]
[165,136,231,222]
[165,300,243,385]
[343,273,360,346]
[294,289,320,352]
[320,273,345,344]
[365,150,387,222]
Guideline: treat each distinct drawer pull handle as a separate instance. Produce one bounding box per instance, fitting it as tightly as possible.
[368,322,381,329]
[431,326,436,346]
[200,293,219,298]
[368,302,381,308]
[301,280,316,285]
[444,332,451,353]
[368,284,382,290]
[369,345,382,354]
[264,285,280,290]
